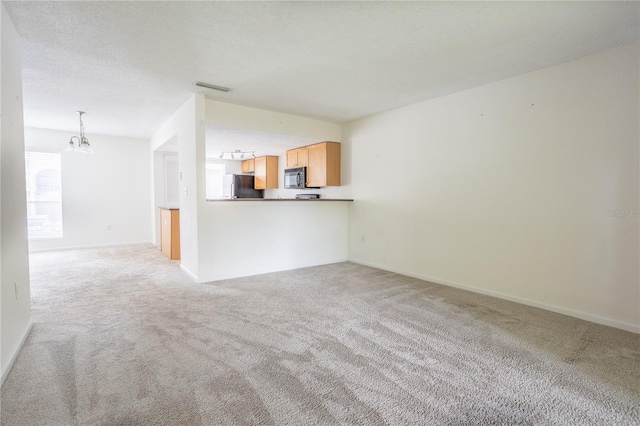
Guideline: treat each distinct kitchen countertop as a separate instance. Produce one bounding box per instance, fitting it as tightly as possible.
[206,198,353,202]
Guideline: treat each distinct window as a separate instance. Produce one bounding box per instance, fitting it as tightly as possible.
[206,161,225,199]
[24,151,63,239]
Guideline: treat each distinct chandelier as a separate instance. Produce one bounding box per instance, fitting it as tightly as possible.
[66,111,94,154]
[218,150,255,160]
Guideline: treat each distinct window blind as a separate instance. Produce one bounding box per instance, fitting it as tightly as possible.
[24,151,63,239]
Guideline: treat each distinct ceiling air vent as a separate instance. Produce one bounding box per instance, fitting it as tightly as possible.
[194,81,231,92]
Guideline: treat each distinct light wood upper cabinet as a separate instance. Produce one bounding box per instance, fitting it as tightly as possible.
[241,159,255,173]
[286,150,297,168]
[254,156,279,189]
[307,142,341,187]
[286,147,308,168]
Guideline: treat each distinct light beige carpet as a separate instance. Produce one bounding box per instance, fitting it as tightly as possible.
[1,244,638,425]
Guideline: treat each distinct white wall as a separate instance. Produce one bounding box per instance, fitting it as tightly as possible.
[212,158,242,176]
[1,3,32,384]
[206,99,352,201]
[152,150,167,245]
[150,94,206,278]
[196,100,351,281]
[152,98,351,281]
[152,151,241,245]
[198,201,349,282]
[205,100,342,141]
[345,42,640,332]
[152,150,177,245]
[24,128,151,251]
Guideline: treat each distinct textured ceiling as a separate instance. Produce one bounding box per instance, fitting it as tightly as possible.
[155,126,322,158]
[4,1,639,140]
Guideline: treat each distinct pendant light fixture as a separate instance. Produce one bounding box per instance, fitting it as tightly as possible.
[66,111,94,154]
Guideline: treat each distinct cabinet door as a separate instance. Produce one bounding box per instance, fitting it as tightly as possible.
[254,156,267,189]
[170,210,181,259]
[241,159,255,173]
[295,148,308,167]
[307,143,326,187]
[160,209,172,258]
[307,142,340,187]
[265,156,279,189]
[324,142,341,186]
[160,209,180,260]
[286,148,308,168]
[255,156,279,189]
[286,150,297,168]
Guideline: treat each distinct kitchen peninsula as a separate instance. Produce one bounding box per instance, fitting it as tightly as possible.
[207,198,353,202]
[151,97,349,284]
[197,198,351,282]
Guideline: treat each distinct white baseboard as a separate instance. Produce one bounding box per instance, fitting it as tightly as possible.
[1,319,34,387]
[28,241,153,253]
[179,265,199,282]
[349,258,640,334]
[198,258,350,283]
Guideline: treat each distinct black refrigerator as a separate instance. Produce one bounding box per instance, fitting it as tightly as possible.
[223,174,264,199]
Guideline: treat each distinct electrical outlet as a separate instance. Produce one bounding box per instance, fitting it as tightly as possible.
[106,224,112,231]
[14,282,18,300]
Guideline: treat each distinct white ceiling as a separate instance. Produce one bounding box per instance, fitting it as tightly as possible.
[4,1,639,142]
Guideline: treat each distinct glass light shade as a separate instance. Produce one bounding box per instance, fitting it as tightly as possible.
[79,138,94,154]
[66,139,76,152]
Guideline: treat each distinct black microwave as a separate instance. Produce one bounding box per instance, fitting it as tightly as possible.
[284,167,307,189]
